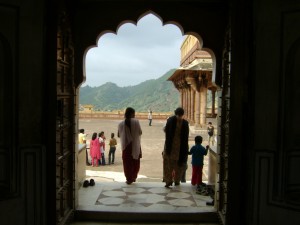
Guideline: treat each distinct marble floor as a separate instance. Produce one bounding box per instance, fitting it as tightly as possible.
[77,180,215,213]
[73,176,218,224]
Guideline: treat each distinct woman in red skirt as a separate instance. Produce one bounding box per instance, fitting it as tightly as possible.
[118,107,142,184]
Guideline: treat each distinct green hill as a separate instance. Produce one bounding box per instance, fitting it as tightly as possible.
[79,69,180,112]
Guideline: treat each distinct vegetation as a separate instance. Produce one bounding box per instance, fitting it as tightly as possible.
[79,69,180,112]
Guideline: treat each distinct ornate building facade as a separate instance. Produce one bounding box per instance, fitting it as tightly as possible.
[169,35,217,127]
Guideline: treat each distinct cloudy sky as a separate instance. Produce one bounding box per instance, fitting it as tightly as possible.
[84,14,185,87]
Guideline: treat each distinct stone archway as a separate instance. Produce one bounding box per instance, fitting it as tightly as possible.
[71,4,227,223]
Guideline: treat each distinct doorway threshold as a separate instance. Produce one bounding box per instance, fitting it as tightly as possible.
[75,181,217,223]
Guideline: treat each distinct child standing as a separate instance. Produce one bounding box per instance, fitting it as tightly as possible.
[108,133,117,164]
[90,132,100,167]
[98,131,106,165]
[188,135,209,187]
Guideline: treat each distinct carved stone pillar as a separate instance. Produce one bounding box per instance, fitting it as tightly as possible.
[185,88,188,117]
[182,89,186,113]
[195,91,200,127]
[179,89,183,109]
[200,84,208,126]
[186,76,197,125]
[188,87,192,121]
[190,89,195,124]
[211,89,216,116]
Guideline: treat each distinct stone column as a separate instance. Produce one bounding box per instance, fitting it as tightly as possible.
[186,76,197,126]
[195,91,200,127]
[179,89,183,108]
[188,87,192,121]
[183,89,186,113]
[185,88,188,117]
[191,89,195,124]
[211,89,216,116]
[200,85,208,126]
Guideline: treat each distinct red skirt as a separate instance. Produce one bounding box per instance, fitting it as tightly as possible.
[122,142,141,183]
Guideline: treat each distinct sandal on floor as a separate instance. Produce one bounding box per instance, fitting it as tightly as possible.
[83,180,90,188]
[89,179,95,186]
[165,182,172,188]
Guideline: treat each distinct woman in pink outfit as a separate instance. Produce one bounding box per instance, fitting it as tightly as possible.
[90,132,100,166]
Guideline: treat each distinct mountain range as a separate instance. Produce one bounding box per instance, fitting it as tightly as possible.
[79,69,180,112]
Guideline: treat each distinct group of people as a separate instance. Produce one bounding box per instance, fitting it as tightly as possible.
[79,106,215,189]
[78,129,118,166]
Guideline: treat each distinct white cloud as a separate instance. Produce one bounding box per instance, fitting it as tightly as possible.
[84,14,184,87]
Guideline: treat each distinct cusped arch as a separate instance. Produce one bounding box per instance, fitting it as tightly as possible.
[81,11,219,86]
[82,11,186,85]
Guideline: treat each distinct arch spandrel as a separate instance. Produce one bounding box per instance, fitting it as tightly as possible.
[73,1,228,86]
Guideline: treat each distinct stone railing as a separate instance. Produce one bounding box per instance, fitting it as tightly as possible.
[79,111,172,120]
[208,146,217,185]
[77,144,86,186]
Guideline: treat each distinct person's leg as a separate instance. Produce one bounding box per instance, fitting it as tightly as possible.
[122,143,134,184]
[132,158,140,182]
[208,135,212,146]
[112,148,116,163]
[108,149,112,164]
[163,156,173,187]
[181,163,187,182]
[174,162,185,185]
[102,153,106,165]
[191,166,197,185]
[86,149,90,166]
[196,166,203,185]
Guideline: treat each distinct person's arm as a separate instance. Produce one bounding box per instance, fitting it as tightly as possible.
[188,146,194,155]
[82,134,87,144]
[137,120,142,135]
[205,145,209,155]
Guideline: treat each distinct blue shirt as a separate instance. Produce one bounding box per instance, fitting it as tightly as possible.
[188,144,208,166]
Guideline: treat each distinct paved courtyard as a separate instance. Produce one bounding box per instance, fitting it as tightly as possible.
[75,118,217,224]
[79,118,212,183]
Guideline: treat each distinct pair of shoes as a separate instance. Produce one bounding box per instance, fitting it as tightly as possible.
[174,182,180,186]
[126,181,133,185]
[196,189,210,196]
[165,182,173,188]
[83,179,95,187]
[89,179,95,186]
[83,180,89,187]
[196,185,206,193]
[206,200,214,206]
[197,183,206,190]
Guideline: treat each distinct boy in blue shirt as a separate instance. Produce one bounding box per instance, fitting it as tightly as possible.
[188,135,209,188]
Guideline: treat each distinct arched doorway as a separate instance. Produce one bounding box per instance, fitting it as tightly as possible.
[58,5,226,223]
